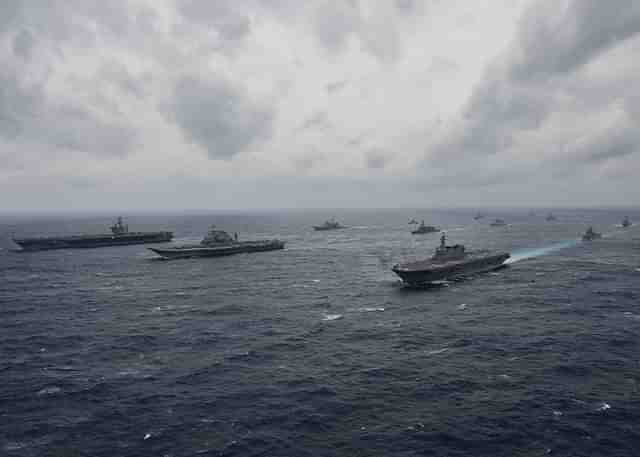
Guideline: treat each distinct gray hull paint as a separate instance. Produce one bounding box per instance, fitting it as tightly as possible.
[149,240,285,259]
[392,253,510,286]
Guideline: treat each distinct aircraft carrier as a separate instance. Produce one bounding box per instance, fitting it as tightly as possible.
[149,225,284,259]
[392,233,510,286]
[13,217,173,251]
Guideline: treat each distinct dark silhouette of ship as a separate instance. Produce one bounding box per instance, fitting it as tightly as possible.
[582,227,602,241]
[411,220,440,234]
[148,225,284,259]
[490,218,507,227]
[622,216,632,228]
[12,217,173,251]
[392,233,510,286]
[546,213,557,221]
[313,218,346,231]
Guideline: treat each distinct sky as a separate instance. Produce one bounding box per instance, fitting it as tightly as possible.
[0,0,639,211]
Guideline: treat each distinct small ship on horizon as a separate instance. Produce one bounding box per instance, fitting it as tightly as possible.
[622,216,632,228]
[392,233,510,286]
[12,217,173,251]
[411,220,440,234]
[148,225,284,259]
[313,218,346,231]
[582,227,602,241]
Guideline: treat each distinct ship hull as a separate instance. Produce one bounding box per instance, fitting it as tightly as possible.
[392,253,510,286]
[313,226,345,231]
[149,240,285,259]
[13,232,173,251]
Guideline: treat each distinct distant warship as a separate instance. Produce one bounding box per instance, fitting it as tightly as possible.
[473,212,485,220]
[411,220,440,234]
[148,225,284,259]
[13,217,173,251]
[490,218,507,227]
[392,233,510,286]
[622,216,632,228]
[313,218,346,231]
[546,213,557,221]
[582,227,602,241]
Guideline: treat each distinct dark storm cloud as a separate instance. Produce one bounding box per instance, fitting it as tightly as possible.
[164,76,273,159]
[431,0,640,171]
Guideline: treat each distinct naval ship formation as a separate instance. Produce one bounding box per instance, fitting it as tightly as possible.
[12,217,173,251]
[12,211,634,287]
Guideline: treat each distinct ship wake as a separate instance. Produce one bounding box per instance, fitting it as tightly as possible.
[507,239,580,264]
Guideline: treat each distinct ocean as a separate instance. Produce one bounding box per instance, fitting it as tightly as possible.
[1,209,640,456]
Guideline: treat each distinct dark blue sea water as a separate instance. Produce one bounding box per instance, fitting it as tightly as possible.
[2,209,640,456]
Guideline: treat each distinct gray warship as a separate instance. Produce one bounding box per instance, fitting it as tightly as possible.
[313,218,346,231]
[411,220,440,234]
[490,218,507,227]
[622,216,632,228]
[582,227,602,241]
[392,233,510,286]
[13,217,173,251]
[148,225,284,259]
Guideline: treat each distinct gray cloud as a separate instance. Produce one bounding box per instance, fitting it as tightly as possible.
[429,56,460,75]
[0,69,135,158]
[511,0,640,80]
[12,29,35,58]
[177,0,251,44]
[100,62,149,99]
[326,80,348,94]
[163,76,273,159]
[430,0,640,181]
[365,148,388,169]
[296,111,331,133]
[312,1,360,54]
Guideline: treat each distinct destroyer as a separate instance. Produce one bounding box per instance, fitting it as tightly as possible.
[13,217,172,251]
[582,227,602,241]
[490,218,507,227]
[148,225,284,259]
[622,216,632,228]
[411,220,440,234]
[313,218,346,231]
[392,233,510,286]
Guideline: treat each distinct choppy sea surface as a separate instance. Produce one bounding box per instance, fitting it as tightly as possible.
[2,208,640,456]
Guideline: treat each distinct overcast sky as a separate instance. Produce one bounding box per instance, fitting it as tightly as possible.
[1,0,639,211]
